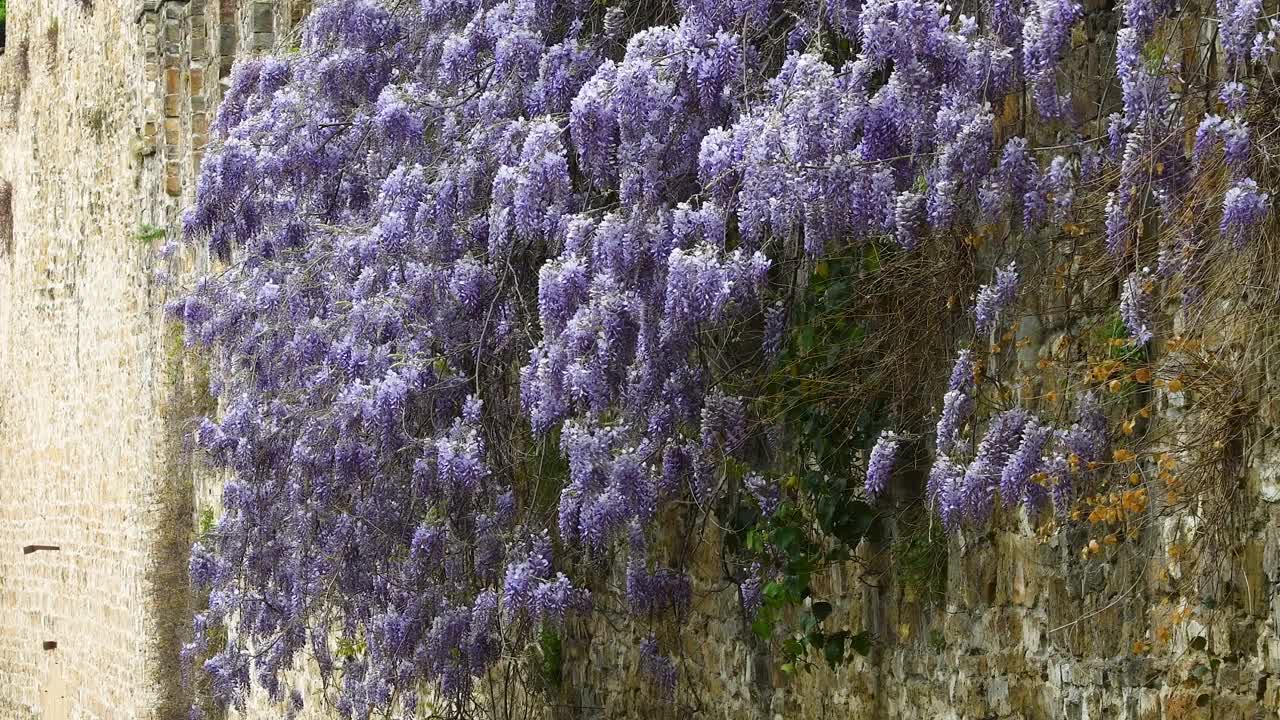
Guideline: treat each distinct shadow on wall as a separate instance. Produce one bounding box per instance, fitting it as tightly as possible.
[147,324,216,719]
[0,179,11,257]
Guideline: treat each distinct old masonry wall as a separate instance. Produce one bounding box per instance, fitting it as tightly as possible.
[0,0,303,717]
[1,2,1280,720]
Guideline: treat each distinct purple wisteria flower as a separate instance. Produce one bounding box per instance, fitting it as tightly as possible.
[894,191,926,250]
[936,350,976,454]
[958,409,1029,523]
[739,563,764,619]
[929,456,967,529]
[1023,0,1083,119]
[745,472,781,516]
[1062,392,1109,466]
[171,0,1273,710]
[1193,115,1225,167]
[1219,81,1249,112]
[1219,0,1263,65]
[998,420,1052,507]
[762,300,787,361]
[639,636,677,701]
[864,430,902,503]
[1120,269,1155,345]
[1221,178,1271,249]
[1043,454,1073,518]
[974,262,1020,336]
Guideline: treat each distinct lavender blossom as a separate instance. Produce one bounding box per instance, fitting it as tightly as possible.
[974,262,1020,336]
[1219,0,1263,65]
[864,430,902,503]
[1120,269,1155,345]
[1221,178,1271,249]
[745,473,781,516]
[639,636,677,701]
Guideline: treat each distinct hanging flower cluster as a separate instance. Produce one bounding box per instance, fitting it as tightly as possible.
[175,0,1274,713]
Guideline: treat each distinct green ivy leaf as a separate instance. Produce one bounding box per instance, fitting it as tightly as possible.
[763,581,787,602]
[783,636,805,659]
[823,631,848,667]
[135,223,167,243]
[798,325,816,353]
[772,526,803,553]
[801,613,816,633]
[850,630,873,657]
[539,627,563,689]
[832,499,881,546]
[807,630,826,650]
[826,546,850,564]
[812,601,833,623]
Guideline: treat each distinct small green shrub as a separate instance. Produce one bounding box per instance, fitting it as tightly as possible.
[137,223,167,244]
[538,626,562,690]
[196,508,216,540]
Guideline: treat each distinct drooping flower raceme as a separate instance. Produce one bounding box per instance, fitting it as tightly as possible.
[936,349,976,454]
[1219,0,1263,65]
[173,0,1275,710]
[1221,178,1271,249]
[1120,269,1155,345]
[974,263,1020,336]
[864,430,902,502]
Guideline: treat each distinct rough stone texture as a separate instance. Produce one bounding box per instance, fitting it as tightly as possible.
[0,1,1278,719]
[0,0,173,715]
[0,0,298,717]
[540,500,1279,720]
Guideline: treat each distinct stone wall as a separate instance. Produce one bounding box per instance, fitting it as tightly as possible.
[0,0,298,717]
[551,501,1280,719]
[0,0,170,714]
[1,1,1279,719]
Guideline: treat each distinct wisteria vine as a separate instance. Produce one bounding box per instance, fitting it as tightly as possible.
[173,0,1276,715]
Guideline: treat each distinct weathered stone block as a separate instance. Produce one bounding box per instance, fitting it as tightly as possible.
[163,117,180,145]
[220,28,238,56]
[253,3,276,33]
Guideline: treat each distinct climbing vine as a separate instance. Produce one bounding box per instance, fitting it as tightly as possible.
[170,0,1278,716]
